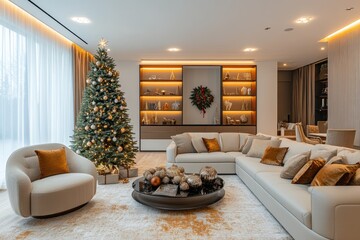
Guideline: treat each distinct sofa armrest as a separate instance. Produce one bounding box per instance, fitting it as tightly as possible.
[5,168,32,217]
[310,186,360,240]
[66,148,97,193]
[166,141,177,163]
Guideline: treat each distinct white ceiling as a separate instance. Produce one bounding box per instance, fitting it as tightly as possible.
[10,0,360,69]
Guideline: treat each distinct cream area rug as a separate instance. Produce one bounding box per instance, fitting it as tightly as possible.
[0,175,292,240]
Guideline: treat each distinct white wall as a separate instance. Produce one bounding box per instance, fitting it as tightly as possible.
[183,66,221,124]
[116,61,140,146]
[116,60,278,146]
[328,26,360,146]
[256,61,278,135]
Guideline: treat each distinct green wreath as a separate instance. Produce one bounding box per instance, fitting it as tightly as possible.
[190,85,214,117]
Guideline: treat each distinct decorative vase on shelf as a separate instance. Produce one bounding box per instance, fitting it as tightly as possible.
[224,72,230,80]
[241,86,247,95]
[170,71,176,80]
[247,88,252,95]
[240,114,248,124]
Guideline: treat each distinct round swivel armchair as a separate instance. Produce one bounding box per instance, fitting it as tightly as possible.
[6,143,97,218]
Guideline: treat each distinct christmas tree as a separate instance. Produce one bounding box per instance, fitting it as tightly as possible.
[71,39,137,171]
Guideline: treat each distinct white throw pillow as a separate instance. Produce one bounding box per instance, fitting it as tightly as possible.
[191,137,208,153]
[280,151,310,179]
[171,133,196,154]
[240,135,271,154]
[220,133,240,152]
[337,150,360,164]
[246,139,282,158]
[310,149,337,162]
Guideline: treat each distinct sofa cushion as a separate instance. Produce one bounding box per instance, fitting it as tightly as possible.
[171,133,196,154]
[260,146,288,166]
[255,172,312,228]
[202,138,221,152]
[235,156,282,179]
[239,133,252,150]
[227,152,245,158]
[35,147,69,179]
[280,152,310,179]
[241,135,271,154]
[279,138,314,164]
[292,158,326,184]
[310,148,337,162]
[191,137,208,153]
[311,163,359,186]
[31,173,94,216]
[337,149,360,165]
[188,132,219,142]
[175,152,235,163]
[219,133,240,152]
[246,139,282,158]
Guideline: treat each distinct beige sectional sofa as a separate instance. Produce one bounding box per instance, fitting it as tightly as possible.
[166,132,360,240]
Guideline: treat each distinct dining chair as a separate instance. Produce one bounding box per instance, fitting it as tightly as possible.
[326,129,356,148]
[295,123,322,145]
[306,125,319,137]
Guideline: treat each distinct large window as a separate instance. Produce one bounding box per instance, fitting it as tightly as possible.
[0,2,74,189]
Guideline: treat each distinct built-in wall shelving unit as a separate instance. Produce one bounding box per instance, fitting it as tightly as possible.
[139,64,257,151]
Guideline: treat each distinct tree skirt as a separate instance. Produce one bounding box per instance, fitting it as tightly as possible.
[0,176,292,240]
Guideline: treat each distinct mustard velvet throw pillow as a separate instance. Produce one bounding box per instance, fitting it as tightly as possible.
[35,147,70,179]
[202,138,221,152]
[260,146,288,166]
[291,158,326,184]
[311,164,359,186]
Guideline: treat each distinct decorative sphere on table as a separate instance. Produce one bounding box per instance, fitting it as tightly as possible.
[180,182,190,191]
[199,166,218,182]
[150,176,161,187]
[187,175,202,189]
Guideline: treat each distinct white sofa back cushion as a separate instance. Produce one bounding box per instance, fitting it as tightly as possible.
[188,132,219,142]
[219,133,240,152]
[279,138,314,164]
[191,137,208,153]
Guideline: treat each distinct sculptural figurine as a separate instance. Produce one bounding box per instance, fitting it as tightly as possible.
[224,100,232,111]
[240,114,248,123]
[172,101,181,110]
[241,86,247,95]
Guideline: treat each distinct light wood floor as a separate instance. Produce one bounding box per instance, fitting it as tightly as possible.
[0,151,167,218]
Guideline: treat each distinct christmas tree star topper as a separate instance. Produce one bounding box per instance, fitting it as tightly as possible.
[98,38,108,49]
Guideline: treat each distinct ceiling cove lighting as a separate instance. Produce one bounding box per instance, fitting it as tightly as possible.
[71,17,91,24]
[167,48,181,52]
[320,19,360,42]
[295,17,313,24]
[320,47,325,51]
[140,60,255,65]
[243,48,257,52]
[283,63,287,66]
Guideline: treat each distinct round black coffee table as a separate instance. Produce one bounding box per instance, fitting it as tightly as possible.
[132,177,225,210]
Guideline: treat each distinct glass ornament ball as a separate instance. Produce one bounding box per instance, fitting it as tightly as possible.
[108,115,113,120]
[93,68,97,71]
[91,124,96,129]
[103,96,108,100]
[98,77,103,83]
[92,81,97,85]
[92,101,96,105]
[85,126,90,131]
[112,109,117,113]
[86,78,91,84]
[86,141,92,146]
[91,139,95,143]
[107,138,111,142]
[118,146,123,152]
[112,137,117,142]
[96,61,101,67]
[76,150,80,154]
[104,125,108,128]
[108,71,112,76]
[121,128,126,133]
[114,99,119,103]
[100,89,104,92]
[94,106,99,112]
[111,79,115,82]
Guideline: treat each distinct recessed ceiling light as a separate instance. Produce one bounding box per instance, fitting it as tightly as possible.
[284,28,294,32]
[71,17,91,24]
[283,63,287,66]
[243,48,257,52]
[295,17,313,24]
[346,7,354,11]
[167,48,180,52]
[320,47,325,51]
[264,27,271,30]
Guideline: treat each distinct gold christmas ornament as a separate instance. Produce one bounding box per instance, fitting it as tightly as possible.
[85,126,90,131]
[98,77,103,83]
[104,125,108,128]
[96,61,101,67]
[103,96,108,100]
[121,128,126,133]
[118,146,123,152]
[91,139,95,143]
[91,124,96,130]
[86,141,92,146]
[107,138,111,142]
[108,115,113,120]
[94,106,99,112]
[86,78,91,84]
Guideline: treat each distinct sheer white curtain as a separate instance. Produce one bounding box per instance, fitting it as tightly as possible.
[0,1,74,189]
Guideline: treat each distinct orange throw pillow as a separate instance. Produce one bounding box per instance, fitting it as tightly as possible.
[35,147,70,178]
[260,146,289,166]
[311,164,359,186]
[202,138,221,152]
[292,158,325,184]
